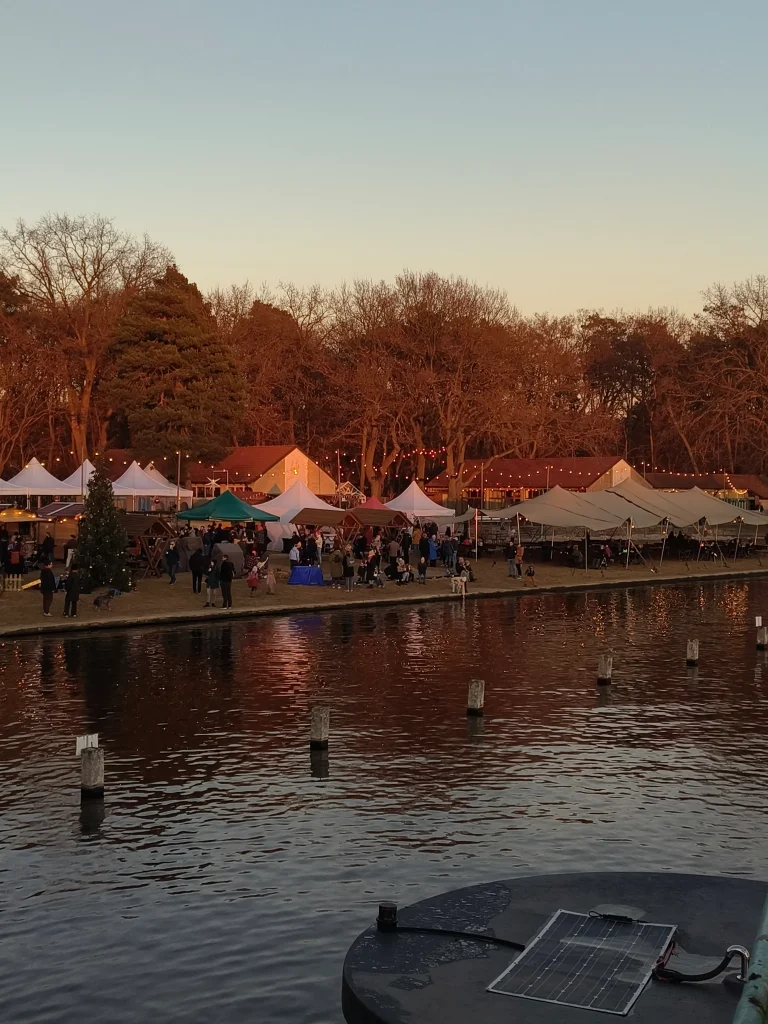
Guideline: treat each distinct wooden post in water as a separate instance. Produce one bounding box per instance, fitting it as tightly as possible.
[597,655,613,685]
[310,707,330,750]
[467,679,485,716]
[757,627,768,651]
[80,747,104,801]
[686,640,700,666]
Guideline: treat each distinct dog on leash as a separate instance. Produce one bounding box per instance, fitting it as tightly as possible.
[93,591,114,612]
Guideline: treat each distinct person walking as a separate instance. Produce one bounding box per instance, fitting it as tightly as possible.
[39,561,56,616]
[189,546,205,594]
[64,564,81,617]
[165,541,180,585]
[204,561,220,608]
[219,554,235,609]
[329,543,344,589]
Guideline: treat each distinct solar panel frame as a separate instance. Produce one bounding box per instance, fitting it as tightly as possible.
[487,910,676,1016]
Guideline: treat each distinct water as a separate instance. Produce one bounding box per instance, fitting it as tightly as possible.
[2,580,768,1022]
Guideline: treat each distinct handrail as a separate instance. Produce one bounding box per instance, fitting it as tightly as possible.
[733,896,768,1023]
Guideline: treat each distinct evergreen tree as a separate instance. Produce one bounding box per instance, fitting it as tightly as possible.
[105,265,244,462]
[77,465,129,592]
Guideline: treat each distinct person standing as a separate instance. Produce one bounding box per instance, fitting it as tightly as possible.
[289,541,302,574]
[342,544,356,593]
[64,564,81,617]
[505,539,517,577]
[39,561,56,616]
[515,540,525,578]
[219,554,234,609]
[189,546,205,594]
[418,531,430,566]
[329,543,344,589]
[387,534,400,576]
[41,531,55,563]
[401,529,411,564]
[165,541,180,585]
[204,561,220,608]
[64,534,78,568]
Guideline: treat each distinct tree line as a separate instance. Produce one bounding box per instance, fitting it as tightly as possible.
[1,213,767,500]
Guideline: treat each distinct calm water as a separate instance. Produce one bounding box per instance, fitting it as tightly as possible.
[2,581,768,1022]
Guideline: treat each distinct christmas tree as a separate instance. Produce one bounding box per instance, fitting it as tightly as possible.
[77,465,129,592]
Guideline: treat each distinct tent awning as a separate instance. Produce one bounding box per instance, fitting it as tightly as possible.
[491,486,624,532]
[177,491,279,522]
[608,479,702,528]
[578,489,666,529]
[143,463,194,499]
[663,486,768,527]
[385,481,453,518]
[290,508,346,527]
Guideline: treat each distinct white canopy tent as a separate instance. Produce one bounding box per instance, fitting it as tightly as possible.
[385,481,453,519]
[492,486,623,532]
[578,490,666,530]
[143,463,194,501]
[112,461,179,508]
[608,478,701,528]
[61,459,98,495]
[256,479,338,549]
[664,486,768,528]
[0,458,81,502]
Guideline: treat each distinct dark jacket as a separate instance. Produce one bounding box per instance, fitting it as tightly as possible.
[189,549,205,573]
[418,536,430,559]
[165,546,180,567]
[219,559,235,583]
[65,572,81,600]
[39,567,56,594]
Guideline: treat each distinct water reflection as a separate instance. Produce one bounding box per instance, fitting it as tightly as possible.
[1,580,768,1024]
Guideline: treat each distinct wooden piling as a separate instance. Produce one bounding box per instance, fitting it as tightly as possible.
[597,655,613,685]
[686,639,699,666]
[757,627,768,651]
[467,679,485,716]
[80,747,104,801]
[310,706,330,750]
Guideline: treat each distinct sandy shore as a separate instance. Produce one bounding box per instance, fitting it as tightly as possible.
[1,552,767,639]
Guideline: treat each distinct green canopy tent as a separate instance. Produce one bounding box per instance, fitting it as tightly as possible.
[176,490,280,523]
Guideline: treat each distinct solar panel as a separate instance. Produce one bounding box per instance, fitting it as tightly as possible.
[487,910,676,1016]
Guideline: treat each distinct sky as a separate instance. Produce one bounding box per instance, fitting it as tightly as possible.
[2,0,767,314]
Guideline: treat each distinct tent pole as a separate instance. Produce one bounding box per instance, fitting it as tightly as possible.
[516,512,520,547]
[625,522,631,569]
[584,527,588,572]
[659,524,668,570]
[734,519,742,561]
[696,521,703,563]
[474,508,478,562]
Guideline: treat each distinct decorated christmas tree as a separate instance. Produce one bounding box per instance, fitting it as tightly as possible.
[77,465,130,592]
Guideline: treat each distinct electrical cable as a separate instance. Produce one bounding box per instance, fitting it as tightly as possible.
[394,925,525,950]
[654,947,744,984]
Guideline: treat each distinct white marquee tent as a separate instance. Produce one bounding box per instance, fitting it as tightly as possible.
[143,463,194,501]
[492,486,623,532]
[61,459,98,494]
[0,458,80,499]
[609,478,704,528]
[662,486,768,528]
[112,461,179,506]
[256,479,338,549]
[385,481,453,519]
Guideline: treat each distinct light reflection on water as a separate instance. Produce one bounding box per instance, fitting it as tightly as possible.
[1,580,768,1022]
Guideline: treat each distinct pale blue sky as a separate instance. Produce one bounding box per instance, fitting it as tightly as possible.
[2,1,766,313]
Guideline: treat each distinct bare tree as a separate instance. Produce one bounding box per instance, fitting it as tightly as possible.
[0,214,171,461]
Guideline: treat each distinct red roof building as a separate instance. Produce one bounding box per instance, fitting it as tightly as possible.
[427,456,646,507]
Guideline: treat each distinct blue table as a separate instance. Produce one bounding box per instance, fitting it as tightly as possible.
[288,565,325,586]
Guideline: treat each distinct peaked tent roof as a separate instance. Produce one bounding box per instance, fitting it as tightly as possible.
[578,489,666,529]
[61,459,97,490]
[386,481,452,518]
[608,478,702,528]
[112,461,178,497]
[177,489,279,522]
[255,479,337,520]
[143,463,194,500]
[665,486,768,527]
[492,485,624,531]
[362,496,388,509]
[0,457,81,495]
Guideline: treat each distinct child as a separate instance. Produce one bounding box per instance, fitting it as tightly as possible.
[247,563,260,597]
[524,564,537,587]
[418,556,427,584]
[266,568,276,595]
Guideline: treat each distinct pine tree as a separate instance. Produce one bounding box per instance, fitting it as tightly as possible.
[104,265,245,462]
[77,466,129,592]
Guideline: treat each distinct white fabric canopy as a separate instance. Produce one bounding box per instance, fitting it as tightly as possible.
[578,489,666,529]
[256,480,338,549]
[386,481,452,518]
[0,457,80,496]
[61,459,97,492]
[112,461,178,497]
[609,478,702,528]
[662,486,768,528]
[493,485,623,532]
[143,463,194,500]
